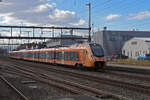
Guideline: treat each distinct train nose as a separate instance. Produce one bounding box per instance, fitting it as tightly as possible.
[94,61,105,69]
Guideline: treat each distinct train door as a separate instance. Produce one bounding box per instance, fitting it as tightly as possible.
[46,52,48,62]
[83,49,88,66]
[61,51,64,64]
[33,52,34,61]
[53,51,56,64]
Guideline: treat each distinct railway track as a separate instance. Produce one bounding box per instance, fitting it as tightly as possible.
[9,59,150,95]
[11,58,150,82]
[102,70,150,82]
[2,58,150,99]
[0,76,28,100]
[7,57,150,82]
[1,64,128,100]
[106,65,150,75]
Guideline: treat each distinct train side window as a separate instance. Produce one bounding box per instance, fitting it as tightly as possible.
[52,52,54,59]
[72,52,75,61]
[49,52,54,59]
[69,52,72,60]
[64,52,69,60]
[51,52,54,59]
[76,52,79,61]
[75,52,79,61]
[35,52,38,58]
[59,52,62,60]
[48,52,51,59]
[42,53,46,59]
[56,52,59,59]
[39,53,42,58]
[36,53,39,58]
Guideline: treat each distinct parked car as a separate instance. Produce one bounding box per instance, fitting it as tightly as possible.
[111,54,128,60]
[137,54,150,60]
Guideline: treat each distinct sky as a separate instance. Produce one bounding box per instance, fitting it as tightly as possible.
[0,0,150,31]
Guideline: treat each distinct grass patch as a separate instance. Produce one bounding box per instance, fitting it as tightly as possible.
[108,60,150,66]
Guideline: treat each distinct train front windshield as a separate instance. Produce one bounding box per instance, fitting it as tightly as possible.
[90,43,104,57]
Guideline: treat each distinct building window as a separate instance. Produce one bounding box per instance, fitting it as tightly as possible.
[135,52,139,56]
[131,41,137,45]
[108,35,118,41]
[122,35,133,41]
[122,50,125,55]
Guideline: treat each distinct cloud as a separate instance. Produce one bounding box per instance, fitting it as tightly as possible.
[128,11,150,20]
[0,0,85,26]
[70,19,86,26]
[105,14,121,20]
[33,3,56,13]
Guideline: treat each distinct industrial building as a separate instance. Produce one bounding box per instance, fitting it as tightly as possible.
[93,28,150,57]
[122,38,150,59]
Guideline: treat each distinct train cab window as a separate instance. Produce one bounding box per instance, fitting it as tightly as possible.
[89,43,104,57]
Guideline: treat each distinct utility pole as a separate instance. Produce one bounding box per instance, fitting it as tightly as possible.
[86,2,91,42]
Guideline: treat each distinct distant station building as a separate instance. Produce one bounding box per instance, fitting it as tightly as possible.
[122,37,150,59]
[93,27,150,56]
[46,35,86,47]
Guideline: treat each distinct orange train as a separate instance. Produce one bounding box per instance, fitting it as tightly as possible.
[9,43,106,69]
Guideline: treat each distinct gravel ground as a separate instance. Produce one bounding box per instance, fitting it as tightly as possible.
[0,72,75,100]
[33,67,150,100]
[0,75,23,100]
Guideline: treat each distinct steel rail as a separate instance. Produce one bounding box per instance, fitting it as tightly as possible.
[106,66,150,75]
[1,69,81,95]
[104,71,150,82]
[0,76,28,100]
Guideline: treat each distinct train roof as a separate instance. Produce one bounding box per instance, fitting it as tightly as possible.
[10,42,100,53]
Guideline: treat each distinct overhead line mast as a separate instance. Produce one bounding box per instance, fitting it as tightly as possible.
[86,2,91,42]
